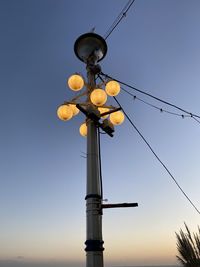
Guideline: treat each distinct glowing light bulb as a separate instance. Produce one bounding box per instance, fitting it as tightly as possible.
[105,80,120,96]
[90,89,107,106]
[79,122,87,137]
[69,104,79,116]
[109,110,125,125]
[68,74,84,91]
[57,105,73,121]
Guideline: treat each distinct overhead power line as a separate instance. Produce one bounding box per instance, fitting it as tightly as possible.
[133,95,189,117]
[104,0,136,40]
[112,96,200,215]
[99,74,200,125]
[120,85,191,118]
[119,86,200,125]
[98,74,190,120]
[100,72,200,120]
[192,117,200,124]
[133,95,200,125]
[97,74,200,215]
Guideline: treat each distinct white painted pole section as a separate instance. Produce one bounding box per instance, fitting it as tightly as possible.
[85,65,104,267]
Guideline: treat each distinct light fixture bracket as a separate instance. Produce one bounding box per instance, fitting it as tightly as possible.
[76,104,114,137]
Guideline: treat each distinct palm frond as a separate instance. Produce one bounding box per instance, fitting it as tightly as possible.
[176,223,200,267]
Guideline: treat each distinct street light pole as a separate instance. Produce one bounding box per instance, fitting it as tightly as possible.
[57,32,138,267]
[85,61,104,267]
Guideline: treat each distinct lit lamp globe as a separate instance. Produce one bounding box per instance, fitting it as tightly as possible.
[98,107,110,118]
[79,122,87,137]
[110,111,125,125]
[67,74,84,91]
[90,89,107,106]
[57,105,73,121]
[69,104,79,116]
[105,80,120,96]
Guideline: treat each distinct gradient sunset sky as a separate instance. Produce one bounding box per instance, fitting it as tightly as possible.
[0,0,200,266]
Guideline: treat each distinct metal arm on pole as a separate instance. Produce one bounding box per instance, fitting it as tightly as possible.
[102,203,138,209]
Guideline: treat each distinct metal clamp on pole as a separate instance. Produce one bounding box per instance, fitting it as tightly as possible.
[76,104,101,122]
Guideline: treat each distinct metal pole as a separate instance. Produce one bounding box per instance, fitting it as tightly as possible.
[85,62,104,267]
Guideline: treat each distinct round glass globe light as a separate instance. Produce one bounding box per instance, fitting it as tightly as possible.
[105,80,120,96]
[68,74,84,91]
[110,111,125,125]
[79,122,87,137]
[57,105,73,121]
[98,107,110,118]
[90,89,107,106]
[69,104,79,116]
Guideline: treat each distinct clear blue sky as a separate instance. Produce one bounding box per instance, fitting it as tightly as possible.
[0,0,200,266]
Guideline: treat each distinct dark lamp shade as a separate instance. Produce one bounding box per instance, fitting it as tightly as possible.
[74,33,107,63]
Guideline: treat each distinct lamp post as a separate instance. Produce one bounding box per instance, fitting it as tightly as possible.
[57,32,137,267]
[76,33,107,267]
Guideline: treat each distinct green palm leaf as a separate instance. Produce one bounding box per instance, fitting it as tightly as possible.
[176,223,200,267]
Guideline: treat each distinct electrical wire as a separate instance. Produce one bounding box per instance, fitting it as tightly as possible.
[80,151,87,159]
[120,86,191,118]
[97,75,200,214]
[100,72,200,120]
[135,96,188,117]
[104,0,136,40]
[98,73,200,128]
[98,126,103,199]
[192,117,200,125]
[99,74,200,124]
[113,96,200,215]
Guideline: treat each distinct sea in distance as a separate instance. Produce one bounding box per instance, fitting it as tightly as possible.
[116,266,179,267]
[115,265,181,267]
[0,262,180,267]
